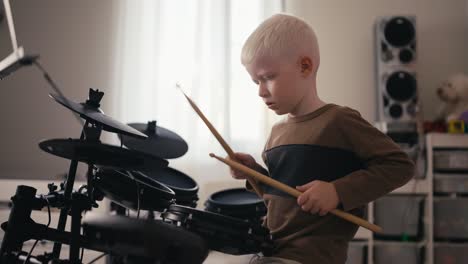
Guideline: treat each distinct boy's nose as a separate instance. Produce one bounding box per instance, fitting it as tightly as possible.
[258,83,269,98]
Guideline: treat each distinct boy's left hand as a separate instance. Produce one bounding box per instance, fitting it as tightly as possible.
[296,181,340,216]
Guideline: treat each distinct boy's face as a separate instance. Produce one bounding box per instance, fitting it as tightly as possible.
[244,55,311,115]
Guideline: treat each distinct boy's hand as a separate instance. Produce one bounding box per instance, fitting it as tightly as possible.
[296,181,339,216]
[228,152,257,180]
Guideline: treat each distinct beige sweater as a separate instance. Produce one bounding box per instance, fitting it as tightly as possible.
[248,104,414,264]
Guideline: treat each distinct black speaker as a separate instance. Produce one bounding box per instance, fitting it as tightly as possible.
[375,16,419,122]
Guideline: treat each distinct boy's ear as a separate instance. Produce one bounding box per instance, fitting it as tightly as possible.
[299,56,313,76]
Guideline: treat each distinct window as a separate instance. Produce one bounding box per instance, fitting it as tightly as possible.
[112,0,283,183]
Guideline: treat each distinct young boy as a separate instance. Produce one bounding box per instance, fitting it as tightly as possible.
[230,14,414,264]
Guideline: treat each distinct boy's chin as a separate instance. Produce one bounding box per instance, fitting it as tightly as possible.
[271,108,288,115]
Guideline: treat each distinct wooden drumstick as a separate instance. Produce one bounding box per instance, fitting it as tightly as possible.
[209,153,383,233]
[177,85,264,197]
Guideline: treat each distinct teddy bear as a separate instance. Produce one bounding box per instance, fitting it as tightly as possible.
[436,73,468,122]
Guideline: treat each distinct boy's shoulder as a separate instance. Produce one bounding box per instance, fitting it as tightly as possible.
[271,104,364,128]
[333,105,364,121]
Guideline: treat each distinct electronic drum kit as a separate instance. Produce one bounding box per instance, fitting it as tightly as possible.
[0,89,271,264]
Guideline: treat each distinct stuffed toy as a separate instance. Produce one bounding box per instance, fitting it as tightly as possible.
[436,73,468,122]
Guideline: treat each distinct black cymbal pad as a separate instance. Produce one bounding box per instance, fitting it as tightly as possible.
[39,138,168,170]
[50,93,147,139]
[119,121,188,159]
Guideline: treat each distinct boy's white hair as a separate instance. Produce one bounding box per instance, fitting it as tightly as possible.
[241,13,320,72]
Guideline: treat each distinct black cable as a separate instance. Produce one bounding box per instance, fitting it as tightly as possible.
[23,195,51,264]
[44,197,51,227]
[23,240,39,264]
[86,253,108,264]
[135,180,141,219]
[79,185,90,263]
[80,246,85,263]
[249,253,262,264]
[127,171,141,219]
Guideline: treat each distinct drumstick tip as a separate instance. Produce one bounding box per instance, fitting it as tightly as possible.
[375,226,384,233]
[175,83,186,95]
[176,83,191,100]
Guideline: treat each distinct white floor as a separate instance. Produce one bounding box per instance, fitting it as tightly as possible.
[203,251,256,264]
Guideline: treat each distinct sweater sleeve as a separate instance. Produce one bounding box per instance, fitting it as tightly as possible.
[332,108,415,211]
[245,164,268,194]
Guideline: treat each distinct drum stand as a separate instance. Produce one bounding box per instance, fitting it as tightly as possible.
[52,125,102,263]
[0,91,106,264]
[0,185,97,264]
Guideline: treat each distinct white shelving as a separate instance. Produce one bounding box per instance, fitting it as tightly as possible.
[428,133,468,148]
[355,226,372,240]
[392,178,431,194]
[352,133,468,264]
[424,133,468,264]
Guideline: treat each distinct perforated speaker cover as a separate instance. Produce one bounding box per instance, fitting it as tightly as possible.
[386,71,416,101]
[384,17,415,47]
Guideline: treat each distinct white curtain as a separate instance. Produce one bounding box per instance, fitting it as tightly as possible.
[111,1,283,197]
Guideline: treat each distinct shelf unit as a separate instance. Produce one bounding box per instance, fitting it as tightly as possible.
[351,133,468,264]
[424,133,468,264]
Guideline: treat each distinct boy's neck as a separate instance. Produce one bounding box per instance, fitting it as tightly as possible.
[288,81,327,118]
[288,99,327,118]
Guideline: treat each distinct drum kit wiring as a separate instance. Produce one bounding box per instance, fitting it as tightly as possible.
[0,78,381,264]
[0,87,272,264]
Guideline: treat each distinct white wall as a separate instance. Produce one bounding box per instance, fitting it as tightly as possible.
[285,0,468,121]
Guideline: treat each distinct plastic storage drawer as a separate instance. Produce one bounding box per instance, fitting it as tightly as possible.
[434,242,468,264]
[374,195,424,239]
[434,197,468,240]
[374,242,423,264]
[434,173,468,194]
[346,241,366,264]
[433,149,468,172]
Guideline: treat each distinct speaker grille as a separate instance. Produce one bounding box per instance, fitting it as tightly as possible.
[376,15,418,123]
[386,71,417,102]
[384,17,415,47]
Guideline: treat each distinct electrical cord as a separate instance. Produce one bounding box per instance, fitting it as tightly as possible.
[86,252,108,264]
[127,171,141,219]
[23,195,51,264]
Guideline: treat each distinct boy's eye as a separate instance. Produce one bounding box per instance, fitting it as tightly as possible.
[264,74,276,80]
[252,79,260,85]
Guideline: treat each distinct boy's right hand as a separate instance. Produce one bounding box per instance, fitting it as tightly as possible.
[228,152,257,180]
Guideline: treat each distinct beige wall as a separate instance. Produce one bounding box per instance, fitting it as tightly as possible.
[0,5,466,261]
[1,1,467,181]
[0,3,118,262]
[285,0,468,122]
[0,0,120,180]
